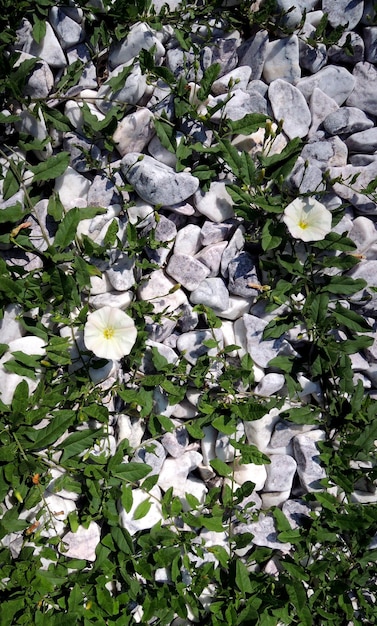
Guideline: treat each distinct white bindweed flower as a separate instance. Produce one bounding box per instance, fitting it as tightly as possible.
[283,197,332,242]
[84,306,137,360]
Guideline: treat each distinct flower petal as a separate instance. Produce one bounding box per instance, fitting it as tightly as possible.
[84,306,137,360]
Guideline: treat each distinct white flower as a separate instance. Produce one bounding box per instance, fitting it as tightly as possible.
[84,306,137,360]
[283,197,332,242]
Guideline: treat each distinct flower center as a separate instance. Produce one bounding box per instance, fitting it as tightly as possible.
[298,219,309,230]
[103,327,115,340]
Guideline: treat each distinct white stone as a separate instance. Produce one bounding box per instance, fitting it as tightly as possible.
[157,451,203,493]
[116,414,145,448]
[244,406,282,453]
[137,269,188,313]
[23,20,66,68]
[54,166,90,210]
[174,224,202,256]
[109,22,165,68]
[268,79,311,139]
[166,254,211,291]
[264,454,297,492]
[121,153,200,206]
[60,522,100,561]
[0,336,45,406]
[190,277,229,311]
[211,66,252,94]
[119,485,163,535]
[97,63,147,114]
[176,329,223,364]
[113,108,155,157]
[218,295,252,321]
[263,36,300,84]
[49,7,84,50]
[201,426,217,466]
[233,459,267,491]
[89,291,133,310]
[0,304,24,344]
[194,181,235,223]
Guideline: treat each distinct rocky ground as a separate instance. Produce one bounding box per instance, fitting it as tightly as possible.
[2,0,377,621]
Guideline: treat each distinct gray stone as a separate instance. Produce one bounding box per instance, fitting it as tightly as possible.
[270,420,317,449]
[293,434,326,492]
[328,31,364,64]
[18,55,54,99]
[97,63,146,114]
[211,66,252,95]
[16,19,66,68]
[362,0,376,24]
[109,21,165,68]
[67,44,97,89]
[200,220,235,246]
[63,132,102,172]
[190,277,229,311]
[349,260,377,290]
[284,156,326,195]
[106,253,135,291]
[228,251,261,298]
[238,30,269,80]
[148,134,178,168]
[87,174,123,207]
[308,88,339,138]
[329,160,377,214]
[166,48,196,79]
[209,37,239,77]
[282,499,312,529]
[322,0,364,28]
[166,254,210,291]
[121,153,199,206]
[264,454,297,492]
[50,6,84,49]
[176,329,223,364]
[113,108,155,157]
[301,136,348,170]
[297,66,355,105]
[144,316,176,342]
[195,241,228,277]
[220,226,245,278]
[175,303,199,333]
[244,87,269,116]
[133,440,166,475]
[242,314,293,369]
[276,0,303,28]
[148,79,174,119]
[299,26,327,74]
[268,79,311,139]
[161,428,189,457]
[346,127,377,153]
[233,513,291,553]
[209,89,266,122]
[323,107,374,135]
[346,62,377,115]
[263,36,301,84]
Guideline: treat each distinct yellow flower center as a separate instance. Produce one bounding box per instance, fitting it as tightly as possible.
[103,327,115,340]
[298,219,309,230]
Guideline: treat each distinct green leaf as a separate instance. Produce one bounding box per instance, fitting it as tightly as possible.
[47,194,64,221]
[210,458,232,477]
[106,64,133,93]
[3,166,20,200]
[110,526,133,555]
[280,406,320,425]
[133,498,152,520]
[332,303,372,332]
[196,63,221,102]
[261,219,283,251]
[59,428,103,462]
[226,113,269,135]
[103,219,118,247]
[263,314,296,340]
[197,514,224,532]
[235,559,253,594]
[11,380,29,414]
[0,203,24,224]
[112,462,152,482]
[314,491,338,512]
[321,276,366,295]
[30,152,70,182]
[230,441,270,465]
[154,116,176,153]
[53,207,104,250]
[32,16,46,44]
[282,561,309,581]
